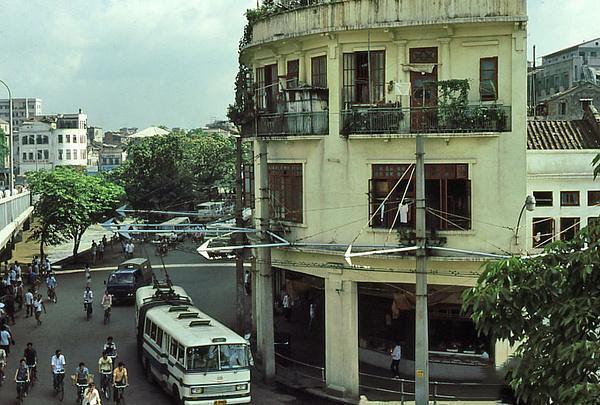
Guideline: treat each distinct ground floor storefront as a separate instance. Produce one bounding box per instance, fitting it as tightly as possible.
[263,252,512,402]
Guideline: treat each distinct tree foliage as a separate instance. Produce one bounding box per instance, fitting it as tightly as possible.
[113,131,237,211]
[27,167,124,258]
[463,223,600,404]
[0,128,9,168]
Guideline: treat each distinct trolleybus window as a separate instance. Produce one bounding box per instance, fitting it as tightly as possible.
[170,338,179,358]
[186,345,249,371]
[220,345,249,369]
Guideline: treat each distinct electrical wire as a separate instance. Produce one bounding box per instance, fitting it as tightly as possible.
[425,208,512,255]
[425,206,514,231]
[385,168,415,244]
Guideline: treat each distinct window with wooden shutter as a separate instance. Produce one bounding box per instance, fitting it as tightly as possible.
[480,57,498,101]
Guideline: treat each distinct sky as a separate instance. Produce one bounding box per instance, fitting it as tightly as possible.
[0,0,598,131]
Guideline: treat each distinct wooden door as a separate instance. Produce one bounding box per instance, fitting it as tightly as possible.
[409,48,438,131]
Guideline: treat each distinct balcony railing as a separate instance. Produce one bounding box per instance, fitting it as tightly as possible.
[341,105,511,136]
[249,111,329,137]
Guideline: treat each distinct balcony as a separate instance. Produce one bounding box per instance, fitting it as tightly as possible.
[341,105,511,136]
[247,111,329,137]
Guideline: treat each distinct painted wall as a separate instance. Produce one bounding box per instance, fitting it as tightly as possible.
[247,23,527,256]
[527,149,600,251]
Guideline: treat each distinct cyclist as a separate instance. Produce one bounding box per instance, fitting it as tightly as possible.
[46,273,57,303]
[103,336,117,361]
[83,286,93,317]
[50,349,66,391]
[83,381,101,405]
[98,351,113,396]
[14,358,30,399]
[101,290,113,320]
[112,362,128,400]
[23,342,37,382]
[73,362,90,402]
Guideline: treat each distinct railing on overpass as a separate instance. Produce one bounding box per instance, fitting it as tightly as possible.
[274,352,507,403]
[0,189,33,251]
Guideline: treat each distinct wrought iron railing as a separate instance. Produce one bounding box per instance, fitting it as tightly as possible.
[250,111,329,137]
[341,105,511,135]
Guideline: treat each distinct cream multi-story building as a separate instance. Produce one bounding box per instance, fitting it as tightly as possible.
[240,0,528,400]
[18,112,88,174]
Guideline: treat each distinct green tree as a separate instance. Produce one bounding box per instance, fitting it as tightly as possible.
[463,223,600,404]
[114,131,237,211]
[0,128,9,167]
[27,167,124,258]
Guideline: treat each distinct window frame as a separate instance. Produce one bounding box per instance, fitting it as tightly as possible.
[286,59,299,89]
[532,217,555,248]
[311,55,327,88]
[559,217,580,241]
[369,163,471,231]
[533,191,553,207]
[480,57,498,101]
[342,50,385,108]
[268,163,303,223]
[560,191,580,206]
[587,190,600,206]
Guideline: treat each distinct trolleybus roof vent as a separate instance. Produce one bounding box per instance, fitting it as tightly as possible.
[169,306,191,312]
[189,319,211,327]
[178,312,200,319]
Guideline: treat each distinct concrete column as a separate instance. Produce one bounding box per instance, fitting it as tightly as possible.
[325,275,359,399]
[254,139,275,382]
[327,38,340,132]
[297,52,306,84]
[437,38,451,81]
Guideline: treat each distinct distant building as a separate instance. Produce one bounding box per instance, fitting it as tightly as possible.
[527,101,600,250]
[535,82,600,120]
[530,38,600,112]
[87,142,101,174]
[87,126,104,143]
[18,112,88,175]
[0,119,9,175]
[127,126,169,140]
[0,98,43,130]
[103,131,126,145]
[98,143,126,172]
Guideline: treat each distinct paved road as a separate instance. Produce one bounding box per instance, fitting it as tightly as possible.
[0,241,332,405]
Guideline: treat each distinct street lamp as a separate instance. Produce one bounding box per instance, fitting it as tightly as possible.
[0,79,14,191]
[514,195,536,245]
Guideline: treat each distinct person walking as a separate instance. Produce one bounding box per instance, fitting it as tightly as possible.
[4,292,15,325]
[308,302,316,331]
[90,241,98,265]
[282,292,292,322]
[24,289,34,318]
[390,342,402,379]
[97,241,105,262]
[0,325,12,355]
[244,270,251,295]
[85,265,92,288]
[32,294,46,326]
[15,281,24,312]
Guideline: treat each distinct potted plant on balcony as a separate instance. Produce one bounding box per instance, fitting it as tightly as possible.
[433,79,470,131]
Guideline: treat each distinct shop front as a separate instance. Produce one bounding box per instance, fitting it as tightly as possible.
[358,282,493,381]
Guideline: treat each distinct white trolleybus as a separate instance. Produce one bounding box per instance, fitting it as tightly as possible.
[136,283,251,404]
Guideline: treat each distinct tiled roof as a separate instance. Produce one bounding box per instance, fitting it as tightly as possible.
[527,119,600,150]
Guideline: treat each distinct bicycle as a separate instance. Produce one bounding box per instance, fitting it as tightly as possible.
[48,287,57,303]
[75,381,88,404]
[103,306,111,325]
[26,363,36,389]
[53,370,65,402]
[100,371,112,400]
[16,379,28,404]
[113,383,128,405]
[84,302,92,321]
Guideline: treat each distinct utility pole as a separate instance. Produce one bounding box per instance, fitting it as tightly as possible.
[414,134,429,404]
[235,135,249,335]
[255,139,275,382]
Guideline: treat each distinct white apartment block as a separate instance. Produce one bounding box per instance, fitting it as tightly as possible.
[0,98,43,130]
[18,112,88,174]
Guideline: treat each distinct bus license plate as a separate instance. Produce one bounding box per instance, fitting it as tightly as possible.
[214,401,227,405]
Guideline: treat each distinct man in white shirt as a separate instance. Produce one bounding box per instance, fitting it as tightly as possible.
[24,289,34,318]
[390,342,402,379]
[51,349,66,390]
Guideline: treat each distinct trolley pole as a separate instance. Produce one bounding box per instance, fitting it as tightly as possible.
[414,134,430,404]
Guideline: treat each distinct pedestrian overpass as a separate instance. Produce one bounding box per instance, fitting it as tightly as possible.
[0,189,33,261]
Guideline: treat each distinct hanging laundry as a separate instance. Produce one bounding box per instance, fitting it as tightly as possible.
[399,204,409,223]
